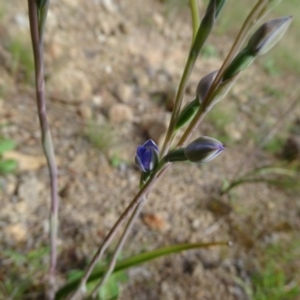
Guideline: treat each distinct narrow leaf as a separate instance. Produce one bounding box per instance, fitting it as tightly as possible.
[55,241,229,299]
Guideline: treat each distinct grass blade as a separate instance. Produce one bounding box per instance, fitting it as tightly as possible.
[55,241,229,299]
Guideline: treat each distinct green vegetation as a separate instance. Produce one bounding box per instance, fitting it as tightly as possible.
[1,247,49,299]
[7,38,34,84]
[84,121,114,154]
[0,138,17,175]
[67,266,128,300]
[260,57,281,76]
[252,240,300,300]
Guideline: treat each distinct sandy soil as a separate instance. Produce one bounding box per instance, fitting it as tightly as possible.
[0,0,300,299]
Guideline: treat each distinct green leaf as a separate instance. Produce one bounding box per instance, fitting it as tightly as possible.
[55,241,229,299]
[0,159,17,174]
[215,0,227,18]
[98,273,121,300]
[0,139,15,155]
[3,250,26,265]
[192,0,215,56]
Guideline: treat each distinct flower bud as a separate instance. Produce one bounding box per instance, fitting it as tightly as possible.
[184,136,224,163]
[196,70,218,103]
[205,72,240,109]
[257,0,282,21]
[175,99,200,131]
[222,48,255,81]
[135,139,159,173]
[247,16,292,56]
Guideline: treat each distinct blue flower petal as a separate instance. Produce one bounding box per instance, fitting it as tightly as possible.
[135,155,147,172]
[143,139,159,152]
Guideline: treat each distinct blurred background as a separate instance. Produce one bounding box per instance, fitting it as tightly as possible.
[0,0,299,299]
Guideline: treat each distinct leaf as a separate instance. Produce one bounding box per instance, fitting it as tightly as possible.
[0,159,17,174]
[3,250,26,265]
[55,241,229,299]
[0,139,15,155]
[98,273,120,300]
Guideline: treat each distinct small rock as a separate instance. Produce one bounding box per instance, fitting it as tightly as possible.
[4,175,18,195]
[92,95,102,106]
[114,84,133,103]
[78,104,92,120]
[108,104,133,124]
[142,213,170,231]
[5,223,27,243]
[134,70,150,88]
[101,0,117,13]
[18,176,44,206]
[2,151,47,171]
[153,13,165,29]
[48,68,92,103]
[119,21,130,35]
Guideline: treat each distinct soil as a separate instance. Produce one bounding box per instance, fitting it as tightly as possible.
[0,0,300,300]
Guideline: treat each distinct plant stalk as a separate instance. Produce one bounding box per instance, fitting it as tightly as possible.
[64,1,272,298]
[28,1,58,299]
[177,0,269,147]
[90,196,148,298]
[189,0,200,42]
[68,164,170,299]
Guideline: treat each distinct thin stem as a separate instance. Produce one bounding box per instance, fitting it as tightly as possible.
[221,177,273,195]
[161,1,217,156]
[63,2,272,299]
[161,58,195,156]
[68,163,171,299]
[202,0,268,109]
[189,0,200,42]
[90,196,148,298]
[177,0,269,148]
[28,2,58,299]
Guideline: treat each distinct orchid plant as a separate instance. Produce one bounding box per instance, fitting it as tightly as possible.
[26,0,292,299]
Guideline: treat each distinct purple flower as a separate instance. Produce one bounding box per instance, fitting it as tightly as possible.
[135,140,159,172]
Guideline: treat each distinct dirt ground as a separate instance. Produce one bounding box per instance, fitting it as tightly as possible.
[0,0,300,299]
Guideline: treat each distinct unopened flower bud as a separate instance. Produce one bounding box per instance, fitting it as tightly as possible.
[175,99,200,131]
[205,72,240,109]
[184,136,224,163]
[196,70,218,103]
[135,139,159,173]
[223,48,255,81]
[248,16,292,56]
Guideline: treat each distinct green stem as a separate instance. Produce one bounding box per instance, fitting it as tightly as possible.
[161,56,195,156]
[189,0,200,42]
[28,1,58,300]
[161,6,215,156]
[202,0,268,109]
[177,0,269,148]
[221,177,274,195]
